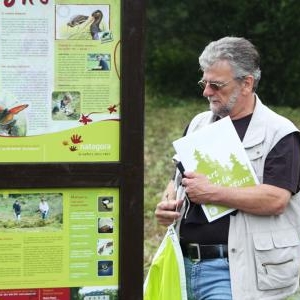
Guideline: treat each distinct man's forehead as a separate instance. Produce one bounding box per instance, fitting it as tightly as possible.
[202,60,233,78]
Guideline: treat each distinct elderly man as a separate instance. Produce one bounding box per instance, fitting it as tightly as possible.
[39,197,49,219]
[155,37,300,300]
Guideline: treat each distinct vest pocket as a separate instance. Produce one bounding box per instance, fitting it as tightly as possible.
[253,229,300,290]
[246,143,263,161]
[245,143,263,183]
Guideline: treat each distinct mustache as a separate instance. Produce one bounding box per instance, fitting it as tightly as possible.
[207,96,219,102]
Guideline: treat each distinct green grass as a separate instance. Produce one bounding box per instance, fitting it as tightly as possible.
[144,94,300,298]
[144,96,207,273]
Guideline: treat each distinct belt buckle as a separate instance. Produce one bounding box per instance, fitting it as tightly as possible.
[187,243,201,262]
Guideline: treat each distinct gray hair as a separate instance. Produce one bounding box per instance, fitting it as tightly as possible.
[199,37,261,91]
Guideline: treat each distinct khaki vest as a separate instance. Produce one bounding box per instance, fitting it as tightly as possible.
[175,96,300,300]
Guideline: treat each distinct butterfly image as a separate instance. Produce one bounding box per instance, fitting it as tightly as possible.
[0,104,29,125]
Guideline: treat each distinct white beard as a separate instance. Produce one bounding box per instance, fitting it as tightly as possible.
[209,88,240,118]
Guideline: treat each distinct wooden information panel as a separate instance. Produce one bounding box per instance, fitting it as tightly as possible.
[0,0,145,299]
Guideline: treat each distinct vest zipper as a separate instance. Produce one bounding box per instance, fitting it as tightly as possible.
[262,258,294,274]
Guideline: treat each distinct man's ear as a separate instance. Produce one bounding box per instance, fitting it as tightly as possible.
[241,75,255,95]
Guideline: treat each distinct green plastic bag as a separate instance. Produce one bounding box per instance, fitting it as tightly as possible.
[144,224,187,300]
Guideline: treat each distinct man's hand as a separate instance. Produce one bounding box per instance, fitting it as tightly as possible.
[155,199,183,226]
[182,171,215,204]
[181,171,291,215]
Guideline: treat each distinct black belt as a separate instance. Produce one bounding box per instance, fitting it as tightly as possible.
[181,243,228,262]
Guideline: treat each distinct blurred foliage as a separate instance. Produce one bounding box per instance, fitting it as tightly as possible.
[146,0,300,107]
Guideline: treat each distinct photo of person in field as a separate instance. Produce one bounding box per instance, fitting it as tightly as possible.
[0,193,63,232]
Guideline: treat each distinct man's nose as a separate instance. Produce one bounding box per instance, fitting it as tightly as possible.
[202,84,215,98]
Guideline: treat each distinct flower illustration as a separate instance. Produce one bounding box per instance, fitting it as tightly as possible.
[79,114,93,125]
[108,104,117,114]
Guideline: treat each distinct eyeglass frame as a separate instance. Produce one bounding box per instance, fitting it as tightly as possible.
[198,78,235,91]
